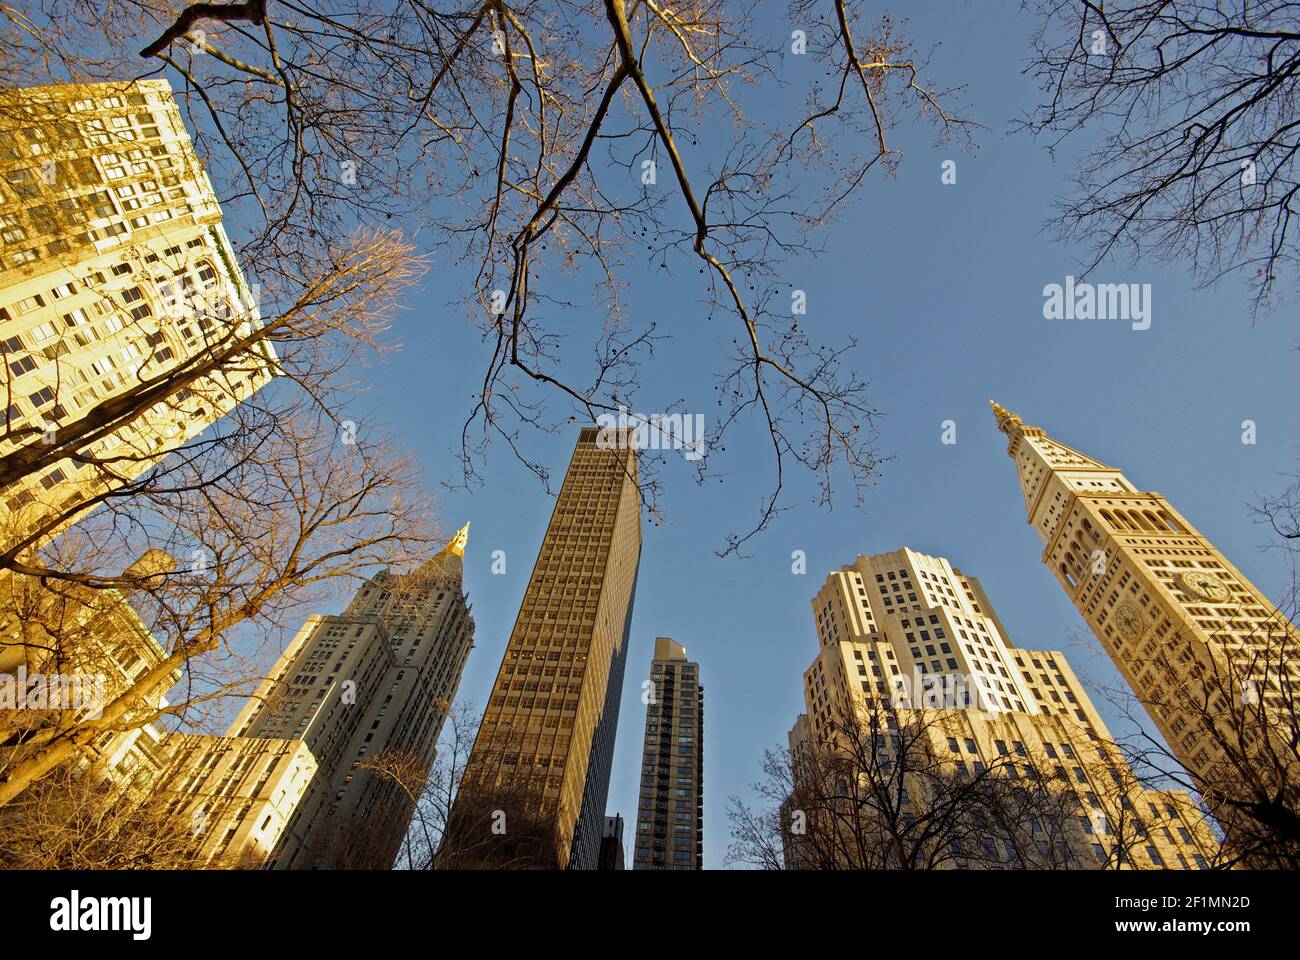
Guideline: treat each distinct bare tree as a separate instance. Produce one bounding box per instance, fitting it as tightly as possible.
[434,754,566,870]
[314,699,477,870]
[328,701,563,870]
[4,0,972,554]
[728,702,1094,870]
[284,744,440,870]
[349,700,481,870]
[0,759,239,868]
[0,412,434,808]
[730,696,1222,869]
[1022,0,1300,313]
[0,223,424,525]
[725,747,792,870]
[1254,469,1300,566]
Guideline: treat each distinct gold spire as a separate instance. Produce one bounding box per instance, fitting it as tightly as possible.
[988,399,1023,436]
[410,523,469,580]
[441,522,469,557]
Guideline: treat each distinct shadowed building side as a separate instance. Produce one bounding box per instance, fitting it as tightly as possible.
[216,525,475,868]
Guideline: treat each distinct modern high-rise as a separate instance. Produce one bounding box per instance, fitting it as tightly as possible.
[990,401,1300,848]
[0,79,273,542]
[789,547,1217,869]
[441,427,642,869]
[632,637,703,869]
[216,524,475,868]
[597,814,626,870]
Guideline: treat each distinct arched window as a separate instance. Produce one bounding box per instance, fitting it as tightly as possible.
[195,259,218,289]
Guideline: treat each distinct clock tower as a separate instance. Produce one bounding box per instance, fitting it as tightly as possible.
[990,401,1299,853]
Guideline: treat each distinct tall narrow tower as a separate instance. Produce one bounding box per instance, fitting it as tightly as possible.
[989,402,1300,844]
[215,524,476,868]
[632,637,704,869]
[442,427,642,869]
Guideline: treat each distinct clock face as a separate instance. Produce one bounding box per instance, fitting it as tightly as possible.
[1113,601,1148,643]
[1178,570,1229,603]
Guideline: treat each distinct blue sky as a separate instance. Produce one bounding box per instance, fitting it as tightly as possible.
[251,2,1298,867]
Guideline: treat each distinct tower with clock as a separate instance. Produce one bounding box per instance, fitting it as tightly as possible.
[990,401,1299,853]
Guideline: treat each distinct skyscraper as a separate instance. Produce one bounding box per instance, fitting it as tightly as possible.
[211,524,475,868]
[0,79,272,539]
[789,547,1216,869]
[597,814,626,870]
[632,637,703,869]
[442,427,642,869]
[990,401,1300,850]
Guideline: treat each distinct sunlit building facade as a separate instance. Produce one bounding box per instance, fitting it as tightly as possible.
[990,401,1300,851]
[154,734,318,868]
[788,547,1217,869]
[442,427,641,869]
[0,79,272,541]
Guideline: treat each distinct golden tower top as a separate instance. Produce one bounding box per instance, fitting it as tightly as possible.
[989,400,1024,437]
[441,523,470,557]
